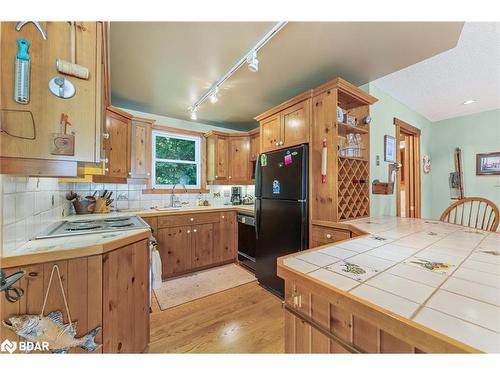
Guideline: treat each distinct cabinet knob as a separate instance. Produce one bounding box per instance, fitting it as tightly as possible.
[105,168,109,172]
[102,158,109,163]
[279,141,284,145]
[228,176,232,179]
[187,230,191,234]
[193,229,197,233]
[147,172,150,176]
[275,142,279,146]
[190,217,194,222]
[215,175,218,178]
[326,233,332,239]
[222,215,225,219]
[102,133,110,140]
[128,172,132,176]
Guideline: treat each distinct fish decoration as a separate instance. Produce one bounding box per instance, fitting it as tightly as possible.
[2,311,101,353]
[410,258,452,273]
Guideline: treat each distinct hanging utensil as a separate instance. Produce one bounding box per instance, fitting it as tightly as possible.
[14,38,31,104]
[16,21,47,40]
[0,269,25,303]
[55,22,89,80]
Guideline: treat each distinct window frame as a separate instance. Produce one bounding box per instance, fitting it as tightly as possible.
[151,130,201,189]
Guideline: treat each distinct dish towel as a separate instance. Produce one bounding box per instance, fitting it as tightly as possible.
[150,239,163,290]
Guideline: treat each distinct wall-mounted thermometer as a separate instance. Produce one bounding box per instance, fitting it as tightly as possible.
[15,38,31,104]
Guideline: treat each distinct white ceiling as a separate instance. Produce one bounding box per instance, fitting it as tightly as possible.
[373,22,500,122]
[110,22,464,130]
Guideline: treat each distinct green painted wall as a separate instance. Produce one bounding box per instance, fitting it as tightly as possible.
[429,109,500,219]
[361,83,434,218]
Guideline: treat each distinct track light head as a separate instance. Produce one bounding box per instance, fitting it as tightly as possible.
[246,51,259,73]
[209,86,219,104]
[189,107,198,121]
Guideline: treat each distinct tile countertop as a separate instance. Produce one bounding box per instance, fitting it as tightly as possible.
[1,205,254,268]
[278,216,500,353]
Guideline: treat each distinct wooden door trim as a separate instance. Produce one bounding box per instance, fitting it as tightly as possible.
[394,118,421,218]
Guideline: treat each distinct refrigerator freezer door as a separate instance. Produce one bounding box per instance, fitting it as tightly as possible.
[255,144,307,200]
[255,197,308,297]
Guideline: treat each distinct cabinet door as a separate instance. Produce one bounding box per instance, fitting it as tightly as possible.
[0,22,101,164]
[260,114,281,153]
[103,240,149,353]
[130,118,152,179]
[191,223,214,269]
[229,137,250,182]
[156,225,192,277]
[250,132,260,161]
[215,135,229,181]
[104,109,131,179]
[213,211,236,263]
[282,100,310,148]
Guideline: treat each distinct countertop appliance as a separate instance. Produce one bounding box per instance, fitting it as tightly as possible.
[34,216,150,239]
[231,186,242,205]
[255,144,308,298]
[237,212,256,272]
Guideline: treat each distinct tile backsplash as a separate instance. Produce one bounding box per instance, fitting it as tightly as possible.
[1,176,72,254]
[1,176,255,253]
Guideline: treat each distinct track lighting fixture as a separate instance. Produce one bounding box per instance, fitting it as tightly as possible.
[246,51,259,73]
[187,22,287,121]
[209,86,219,104]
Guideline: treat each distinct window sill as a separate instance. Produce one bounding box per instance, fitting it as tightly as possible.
[142,188,210,194]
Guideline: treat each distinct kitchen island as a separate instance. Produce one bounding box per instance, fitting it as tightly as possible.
[277,217,500,353]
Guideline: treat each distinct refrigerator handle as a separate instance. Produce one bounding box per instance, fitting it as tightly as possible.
[255,153,262,198]
[255,199,261,240]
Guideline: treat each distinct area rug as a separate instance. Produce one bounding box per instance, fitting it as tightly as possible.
[153,264,256,310]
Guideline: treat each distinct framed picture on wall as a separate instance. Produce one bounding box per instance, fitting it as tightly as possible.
[476,152,500,175]
[384,135,396,163]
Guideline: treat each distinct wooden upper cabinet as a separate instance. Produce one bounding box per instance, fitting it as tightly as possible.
[249,129,260,161]
[0,22,104,164]
[130,117,153,180]
[103,107,131,179]
[205,132,229,183]
[260,114,281,153]
[281,100,310,148]
[256,95,311,153]
[229,136,250,182]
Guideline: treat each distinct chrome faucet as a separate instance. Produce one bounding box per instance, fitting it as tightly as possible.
[170,183,188,207]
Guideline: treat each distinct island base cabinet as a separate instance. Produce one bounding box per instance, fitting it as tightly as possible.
[283,281,425,354]
[0,256,103,354]
[103,239,150,353]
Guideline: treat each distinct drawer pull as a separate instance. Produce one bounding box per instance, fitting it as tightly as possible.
[221,215,225,219]
[187,230,191,234]
[190,218,194,222]
[193,229,197,233]
[326,233,332,239]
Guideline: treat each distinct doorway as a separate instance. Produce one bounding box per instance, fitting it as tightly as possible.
[394,118,421,218]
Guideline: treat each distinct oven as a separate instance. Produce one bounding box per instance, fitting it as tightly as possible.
[237,213,256,272]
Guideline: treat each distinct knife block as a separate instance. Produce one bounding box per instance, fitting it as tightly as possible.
[93,197,111,214]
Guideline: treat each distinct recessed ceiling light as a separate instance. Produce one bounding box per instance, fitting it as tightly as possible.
[462,99,476,105]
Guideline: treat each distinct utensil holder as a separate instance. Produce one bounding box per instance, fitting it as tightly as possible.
[93,197,111,214]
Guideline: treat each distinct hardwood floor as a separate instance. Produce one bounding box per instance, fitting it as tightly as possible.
[148,281,284,353]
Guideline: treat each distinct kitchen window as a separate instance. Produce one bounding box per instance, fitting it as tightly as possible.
[152,130,201,189]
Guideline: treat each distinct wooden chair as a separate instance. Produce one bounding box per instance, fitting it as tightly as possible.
[440,197,499,232]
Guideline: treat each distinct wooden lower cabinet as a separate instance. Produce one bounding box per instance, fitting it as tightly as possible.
[0,239,150,354]
[310,224,352,248]
[283,281,424,354]
[155,211,237,279]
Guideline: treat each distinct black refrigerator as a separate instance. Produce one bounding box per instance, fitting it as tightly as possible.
[255,144,309,298]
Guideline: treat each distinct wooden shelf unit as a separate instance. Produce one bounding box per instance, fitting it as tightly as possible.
[311,78,377,223]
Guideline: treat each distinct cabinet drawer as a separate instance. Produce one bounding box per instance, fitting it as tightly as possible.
[311,225,350,244]
[158,212,220,228]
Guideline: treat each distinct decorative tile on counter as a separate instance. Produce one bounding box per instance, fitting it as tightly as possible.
[326,261,379,282]
[366,273,435,303]
[308,268,359,291]
[348,235,394,249]
[387,263,446,287]
[425,290,500,333]
[461,259,500,276]
[453,267,500,289]
[346,253,396,271]
[414,249,466,265]
[365,243,418,262]
[442,277,500,307]
[403,255,458,276]
[318,246,358,260]
[350,284,419,318]
[296,251,339,267]
[283,257,320,274]
[414,307,500,353]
